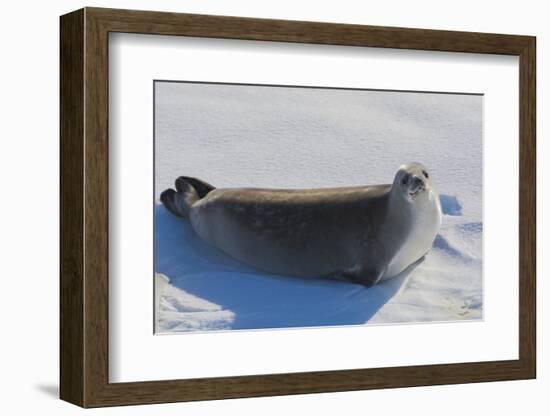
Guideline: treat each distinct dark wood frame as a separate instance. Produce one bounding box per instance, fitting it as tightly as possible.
[60,7,536,408]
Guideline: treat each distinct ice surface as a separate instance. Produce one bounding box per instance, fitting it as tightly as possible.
[154,82,483,332]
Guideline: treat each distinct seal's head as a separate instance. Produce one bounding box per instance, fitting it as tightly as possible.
[393,162,435,203]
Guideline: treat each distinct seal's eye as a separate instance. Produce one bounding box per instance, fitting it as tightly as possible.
[401,174,409,186]
[422,170,429,179]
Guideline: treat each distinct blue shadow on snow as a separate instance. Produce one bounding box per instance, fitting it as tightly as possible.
[155,204,420,331]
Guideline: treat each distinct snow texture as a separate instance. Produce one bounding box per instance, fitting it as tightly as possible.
[154,81,483,333]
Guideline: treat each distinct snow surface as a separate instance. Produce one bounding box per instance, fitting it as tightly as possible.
[154,82,483,333]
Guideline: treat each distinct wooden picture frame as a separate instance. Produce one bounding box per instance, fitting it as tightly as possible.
[60,7,536,408]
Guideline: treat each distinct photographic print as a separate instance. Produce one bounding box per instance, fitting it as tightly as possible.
[154,81,483,333]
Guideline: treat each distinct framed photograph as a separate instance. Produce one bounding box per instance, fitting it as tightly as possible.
[60,7,536,408]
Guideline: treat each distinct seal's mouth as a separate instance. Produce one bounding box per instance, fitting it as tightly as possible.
[408,177,426,198]
[409,186,425,197]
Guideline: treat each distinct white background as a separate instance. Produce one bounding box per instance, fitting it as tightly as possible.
[110,34,517,382]
[0,0,546,414]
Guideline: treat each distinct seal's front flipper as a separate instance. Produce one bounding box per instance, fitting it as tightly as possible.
[349,266,386,287]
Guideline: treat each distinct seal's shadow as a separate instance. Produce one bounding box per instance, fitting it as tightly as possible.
[155,205,417,330]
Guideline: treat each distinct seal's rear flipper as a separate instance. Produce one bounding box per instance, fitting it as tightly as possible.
[160,189,182,217]
[161,179,200,217]
[177,176,215,198]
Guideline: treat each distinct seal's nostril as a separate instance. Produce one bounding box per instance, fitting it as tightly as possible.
[412,176,423,187]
